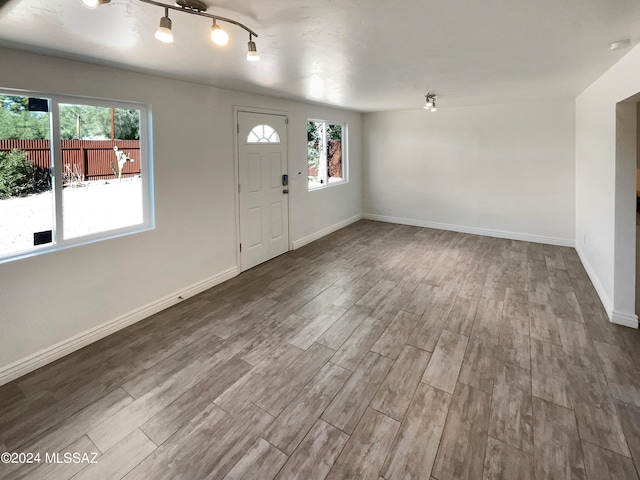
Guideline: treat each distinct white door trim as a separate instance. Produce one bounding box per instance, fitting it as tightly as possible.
[233,106,290,271]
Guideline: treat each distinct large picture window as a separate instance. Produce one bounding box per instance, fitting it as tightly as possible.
[307,120,347,190]
[0,90,153,262]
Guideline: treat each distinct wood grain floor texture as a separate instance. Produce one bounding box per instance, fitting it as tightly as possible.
[2,219,640,480]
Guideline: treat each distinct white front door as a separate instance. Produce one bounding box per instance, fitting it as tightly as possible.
[238,111,289,271]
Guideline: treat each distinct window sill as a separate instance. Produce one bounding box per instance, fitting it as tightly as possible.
[308,179,348,192]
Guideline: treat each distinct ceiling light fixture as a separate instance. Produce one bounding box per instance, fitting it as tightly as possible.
[247,34,260,61]
[424,93,437,112]
[81,0,259,60]
[154,7,174,43]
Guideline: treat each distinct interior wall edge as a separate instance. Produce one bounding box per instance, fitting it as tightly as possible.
[362,213,575,247]
[0,266,240,387]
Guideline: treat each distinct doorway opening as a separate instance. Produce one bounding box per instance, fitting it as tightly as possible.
[614,95,639,327]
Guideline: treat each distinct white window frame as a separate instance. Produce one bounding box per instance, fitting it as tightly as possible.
[0,88,154,264]
[307,119,348,191]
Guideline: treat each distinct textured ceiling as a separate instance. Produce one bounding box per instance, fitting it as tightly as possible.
[0,0,639,111]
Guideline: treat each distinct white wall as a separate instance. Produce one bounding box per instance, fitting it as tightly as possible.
[575,44,640,327]
[0,47,362,382]
[363,101,576,245]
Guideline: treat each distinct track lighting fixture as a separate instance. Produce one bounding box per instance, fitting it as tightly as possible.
[81,0,259,60]
[424,93,438,112]
[154,8,174,43]
[247,34,260,62]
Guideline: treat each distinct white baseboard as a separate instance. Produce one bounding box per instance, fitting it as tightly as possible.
[575,245,614,320]
[0,266,239,386]
[611,310,639,329]
[362,213,575,247]
[292,214,363,249]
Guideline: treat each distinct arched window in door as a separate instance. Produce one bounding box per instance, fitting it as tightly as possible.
[247,124,281,144]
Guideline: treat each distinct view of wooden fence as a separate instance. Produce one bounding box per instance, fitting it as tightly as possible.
[0,139,141,181]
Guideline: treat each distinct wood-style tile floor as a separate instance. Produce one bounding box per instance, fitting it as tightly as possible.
[2,219,640,480]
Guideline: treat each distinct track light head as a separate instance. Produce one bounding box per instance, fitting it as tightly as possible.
[247,38,260,61]
[80,0,110,8]
[155,10,174,43]
[210,21,229,46]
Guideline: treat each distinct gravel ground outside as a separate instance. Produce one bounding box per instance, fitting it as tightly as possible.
[0,178,143,256]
